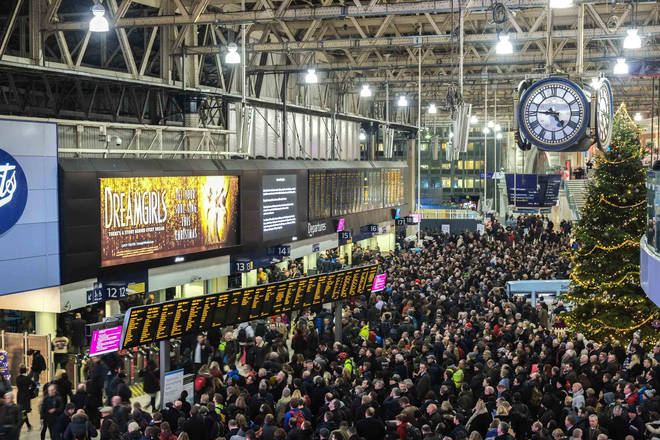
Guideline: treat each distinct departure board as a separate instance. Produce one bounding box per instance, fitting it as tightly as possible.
[120,264,379,349]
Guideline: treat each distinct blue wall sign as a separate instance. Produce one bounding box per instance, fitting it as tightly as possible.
[0,148,28,236]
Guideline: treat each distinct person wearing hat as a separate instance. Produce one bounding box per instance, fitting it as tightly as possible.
[62,411,97,440]
[99,406,119,440]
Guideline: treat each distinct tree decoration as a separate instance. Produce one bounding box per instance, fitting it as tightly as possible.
[562,103,660,342]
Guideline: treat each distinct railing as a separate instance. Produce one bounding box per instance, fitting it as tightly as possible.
[420,208,481,220]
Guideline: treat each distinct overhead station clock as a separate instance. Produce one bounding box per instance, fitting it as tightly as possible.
[515,75,613,152]
[594,77,614,151]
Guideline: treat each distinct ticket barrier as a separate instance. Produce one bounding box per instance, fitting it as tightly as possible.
[170,341,181,361]
[122,352,135,385]
[136,348,149,372]
[148,346,159,364]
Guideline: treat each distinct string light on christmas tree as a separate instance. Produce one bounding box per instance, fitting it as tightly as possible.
[563,103,659,343]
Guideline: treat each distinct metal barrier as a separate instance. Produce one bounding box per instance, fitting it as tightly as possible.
[0,331,51,385]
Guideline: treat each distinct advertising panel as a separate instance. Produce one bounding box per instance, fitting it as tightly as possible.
[262,175,297,241]
[100,175,239,266]
[0,120,59,295]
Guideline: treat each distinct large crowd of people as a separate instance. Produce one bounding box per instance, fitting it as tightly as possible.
[4,215,660,440]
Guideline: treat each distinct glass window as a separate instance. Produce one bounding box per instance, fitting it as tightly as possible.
[465,178,474,189]
[441,143,446,150]
[468,142,475,151]
[421,143,428,151]
[454,178,463,188]
[442,163,451,170]
[465,160,474,170]
[456,160,464,170]
[442,177,451,188]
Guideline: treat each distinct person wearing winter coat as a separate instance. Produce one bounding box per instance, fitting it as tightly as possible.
[62,412,98,440]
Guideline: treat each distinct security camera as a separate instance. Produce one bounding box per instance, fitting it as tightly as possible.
[115,136,122,146]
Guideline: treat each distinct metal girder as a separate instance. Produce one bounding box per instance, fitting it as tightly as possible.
[181,24,660,55]
[245,49,660,73]
[49,0,559,30]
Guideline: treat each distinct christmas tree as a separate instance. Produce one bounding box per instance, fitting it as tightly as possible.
[562,103,659,342]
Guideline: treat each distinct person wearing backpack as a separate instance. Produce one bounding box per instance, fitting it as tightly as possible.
[16,367,35,431]
[283,399,306,432]
[62,412,97,440]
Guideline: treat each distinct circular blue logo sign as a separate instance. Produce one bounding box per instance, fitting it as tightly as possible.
[0,148,28,236]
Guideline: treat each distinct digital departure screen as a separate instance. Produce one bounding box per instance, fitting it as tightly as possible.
[120,264,379,349]
[262,175,297,241]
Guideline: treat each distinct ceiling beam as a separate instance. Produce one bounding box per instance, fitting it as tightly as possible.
[48,0,573,30]
[180,24,660,54]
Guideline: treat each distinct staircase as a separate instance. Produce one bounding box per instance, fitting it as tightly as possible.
[564,179,590,219]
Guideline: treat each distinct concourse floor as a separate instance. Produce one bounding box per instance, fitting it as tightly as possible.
[16,386,153,440]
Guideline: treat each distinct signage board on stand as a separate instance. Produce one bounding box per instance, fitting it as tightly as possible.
[477,224,485,235]
[162,369,184,408]
[441,224,451,234]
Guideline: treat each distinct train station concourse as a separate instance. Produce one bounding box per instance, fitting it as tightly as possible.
[0,1,659,440]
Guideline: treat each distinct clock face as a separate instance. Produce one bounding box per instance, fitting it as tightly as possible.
[519,78,589,151]
[595,78,613,150]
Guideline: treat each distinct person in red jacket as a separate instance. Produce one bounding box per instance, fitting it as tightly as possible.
[395,414,408,440]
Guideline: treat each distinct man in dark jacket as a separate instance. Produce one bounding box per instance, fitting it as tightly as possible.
[53,403,76,440]
[286,420,313,440]
[70,313,87,354]
[355,407,386,440]
[30,350,47,385]
[181,406,205,440]
[41,384,64,440]
[110,397,129,434]
[0,392,23,440]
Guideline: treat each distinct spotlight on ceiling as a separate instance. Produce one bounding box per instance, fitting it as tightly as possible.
[225,43,241,64]
[550,0,574,9]
[495,33,513,55]
[428,103,437,114]
[613,58,629,75]
[305,68,318,84]
[470,115,479,124]
[360,84,372,98]
[89,5,109,32]
[634,112,643,122]
[397,95,408,107]
[623,29,642,50]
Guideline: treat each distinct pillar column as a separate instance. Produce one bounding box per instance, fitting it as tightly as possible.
[105,300,120,319]
[35,312,57,336]
[241,270,257,288]
[343,244,352,266]
[208,276,228,293]
[183,281,204,298]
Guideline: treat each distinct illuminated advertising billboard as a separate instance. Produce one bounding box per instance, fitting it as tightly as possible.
[100,175,239,266]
